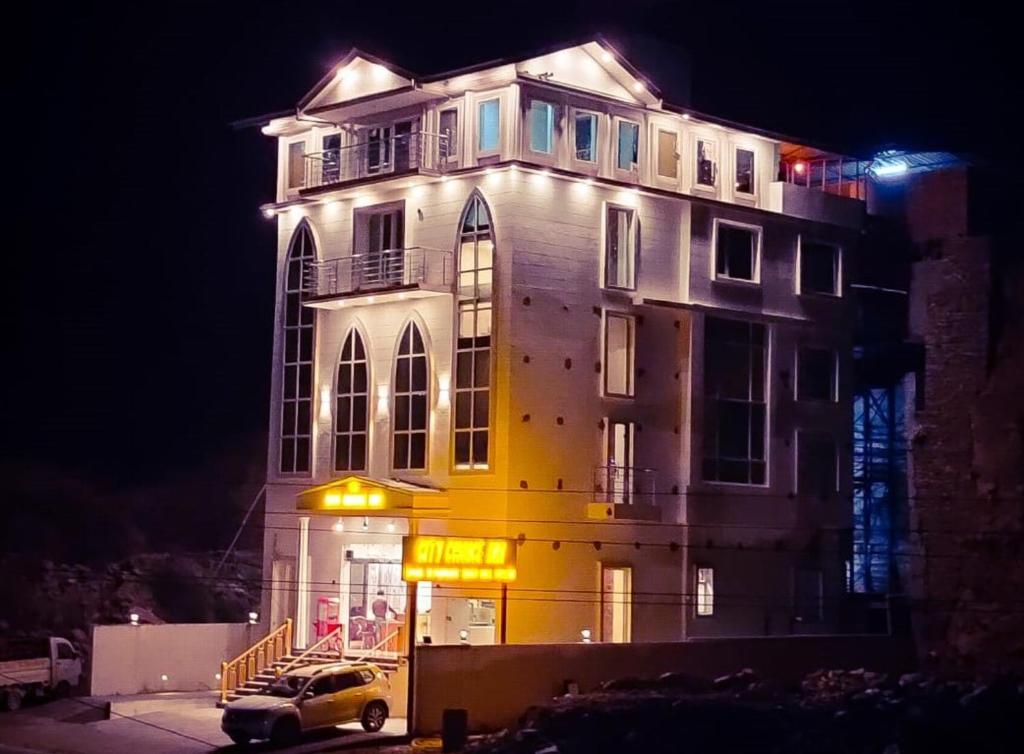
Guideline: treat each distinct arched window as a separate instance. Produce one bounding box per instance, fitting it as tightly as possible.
[454,194,493,469]
[335,329,369,472]
[393,322,428,470]
[280,224,316,474]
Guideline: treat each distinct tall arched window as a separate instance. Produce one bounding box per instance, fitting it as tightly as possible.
[335,329,369,472]
[454,194,494,469]
[280,224,316,474]
[393,322,428,470]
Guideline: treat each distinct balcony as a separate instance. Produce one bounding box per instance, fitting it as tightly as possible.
[302,247,453,309]
[769,154,866,229]
[587,465,661,521]
[300,131,453,192]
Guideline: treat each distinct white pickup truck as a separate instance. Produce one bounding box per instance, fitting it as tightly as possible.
[1,637,83,711]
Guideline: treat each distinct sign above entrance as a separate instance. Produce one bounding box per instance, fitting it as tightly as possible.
[323,479,385,510]
[295,475,449,513]
[402,536,518,583]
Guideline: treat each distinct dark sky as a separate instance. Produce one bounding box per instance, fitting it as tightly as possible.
[8,0,1014,490]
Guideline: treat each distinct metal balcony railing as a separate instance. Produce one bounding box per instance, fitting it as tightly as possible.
[303,247,452,300]
[302,131,454,189]
[593,465,658,506]
[780,157,866,200]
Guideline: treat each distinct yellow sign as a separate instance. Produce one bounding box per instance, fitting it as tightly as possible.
[402,536,517,583]
[324,480,385,510]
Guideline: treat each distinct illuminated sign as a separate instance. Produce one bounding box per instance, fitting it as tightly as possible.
[324,480,385,510]
[402,536,517,583]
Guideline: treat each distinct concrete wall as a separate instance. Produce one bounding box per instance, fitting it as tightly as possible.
[412,635,915,733]
[91,623,255,695]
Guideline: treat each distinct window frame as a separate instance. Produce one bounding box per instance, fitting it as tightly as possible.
[334,328,370,473]
[655,127,680,181]
[571,108,599,165]
[695,565,715,617]
[527,98,557,156]
[603,204,638,291]
[476,97,501,157]
[733,145,757,197]
[795,346,838,402]
[602,311,636,398]
[286,139,307,191]
[391,322,430,473]
[279,223,317,476]
[614,117,641,173]
[796,236,842,297]
[693,135,719,191]
[712,218,763,285]
[438,106,460,165]
[599,564,633,643]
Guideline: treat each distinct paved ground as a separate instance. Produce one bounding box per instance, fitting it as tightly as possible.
[0,692,409,754]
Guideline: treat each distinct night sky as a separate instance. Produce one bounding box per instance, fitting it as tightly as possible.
[9,1,1013,495]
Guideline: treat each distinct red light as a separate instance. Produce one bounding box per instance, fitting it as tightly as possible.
[793,162,807,175]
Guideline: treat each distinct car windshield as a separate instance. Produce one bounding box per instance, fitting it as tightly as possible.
[261,676,304,698]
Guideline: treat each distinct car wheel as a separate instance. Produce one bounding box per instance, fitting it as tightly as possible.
[270,716,300,747]
[3,689,24,712]
[228,732,250,746]
[361,701,388,732]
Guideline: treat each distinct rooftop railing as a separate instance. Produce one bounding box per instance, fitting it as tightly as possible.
[303,247,452,300]
[301,131,453,190]
[780,157,866,200]
[593,465,658,507]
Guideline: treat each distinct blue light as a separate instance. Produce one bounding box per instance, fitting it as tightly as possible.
[872,160,908,177]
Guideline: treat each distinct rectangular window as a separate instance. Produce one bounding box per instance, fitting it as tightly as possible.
[528,100,555,154]
[696,566,714,616]
[603,312,635,397]
[715,221,760,282]
[478,98,500,153]
[574,112,597,162]
[797,347,837,401]
[657,129,678,179]
[616,120,639,171]
[605,420,635,505]
[605,207,637,289]
[321,134,341,184]
[696,138,717,187]
[439,109,458,161]
[703,317,767,485]
[600,566,632,642]
[794,568,824,623]
[797,433,838,500]
[287,141,306,189]
[735,148,755,194]
[800,240,840,295]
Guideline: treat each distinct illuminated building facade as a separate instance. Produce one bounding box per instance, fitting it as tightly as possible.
[255,40,863,660]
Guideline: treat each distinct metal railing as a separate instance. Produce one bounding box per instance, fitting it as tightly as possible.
[780,157,865,200]
[274,625,344,678]
[302,131,453,189]
[593,465,658,506]
[350,628,403,663]
[219,618,292,704]
[304,247,452,299]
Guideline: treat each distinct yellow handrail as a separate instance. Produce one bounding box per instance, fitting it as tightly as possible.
[352,629,401,665]
[275,624,344,677]
[220,618,293,704]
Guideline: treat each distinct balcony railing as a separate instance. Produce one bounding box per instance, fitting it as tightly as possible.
[593,465,658,507]
[303,247,452,300]
[780,157,865,200]
[301,131,453,190]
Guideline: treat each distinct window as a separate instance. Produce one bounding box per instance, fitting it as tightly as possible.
[695,566,714,616]
[603,312,635,397]
[280,224,316,474]
[574,112,597,162]
[600,566,632,642]
[703,317,767,485]
[358,669,375,684]
[794,568,824,623]
[657,129,678,179]
[333,672,362,691]
[799,240,840,295]
[354,205,404,287]
[393,323,428,470]
[605,420,635,504]
[696,138,717,187]
[287,141,306,189]
[439,109,458,161]
[616,120,639,171]
[335,329,369,472]
[307,676,333,697]
[454,195,494,470]
[321,134,341,184]
[56,643,76,660]
[605,207,637,289]
[715,221,760,282]
[735,148,755,194]
[797,347,837,401]
[528,100,555,154]
[797,433,838,500]
[478,98,500,153]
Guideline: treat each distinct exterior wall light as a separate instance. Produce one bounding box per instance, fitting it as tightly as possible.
[602,50,614,63]
[438,375,450,408]
[161,674,169,682]
[215,672,222,681]
[319,386,332,422]
[332,519,344,533]
[129,613,140,626]
[580,629,592,643]
[248,611,259,625]
[377,385,389,417]
[262,208,275,219]
[682,113,691,120]
[459,629,470,644]
[632,81,645,93]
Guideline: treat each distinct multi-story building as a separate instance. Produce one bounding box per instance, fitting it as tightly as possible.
[252,40,863,661]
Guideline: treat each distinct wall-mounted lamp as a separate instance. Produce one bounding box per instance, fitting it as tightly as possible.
[129,612,140,626]
[319,386,332,422]
[580,628,592,643]
[377,385,389,417]
[248,611,259,625]
[332,519,345,533]
[387,520,396,533]
[262,208,275,219]
[438,375,451,408]
[459,629,470,645]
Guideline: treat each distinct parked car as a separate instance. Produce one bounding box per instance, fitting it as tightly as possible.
[0,637,83,711]
[221,661,392,746]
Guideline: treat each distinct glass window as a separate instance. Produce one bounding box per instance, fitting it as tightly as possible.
[616,120,639,171]
[308,676,333,697]
[439,109,458,161]
[600,566,632,642]
[605,421,635,505]
[715,222,759,282]
[287,141,306,189]
[800,240,840,295]
[393,323,428,470]
[454,195,494,470]
[657,129,678,179]
[529,100,555,154]
[321,134,341,185]
[335,329,369,472]
[703,317,767,485]
[604,312,635,397]
[478,99,500,153]
[574,112,597,162]
[56,643,76,660]
[797,347,837,401]
[798,433,838,500]
[280,224,316,474]
[735,148,755,194]
[696,567,714,616]
[605,207,636,289]
[696,138,717,187]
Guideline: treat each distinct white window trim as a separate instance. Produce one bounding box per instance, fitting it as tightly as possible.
[711,218,763,285]
[526,98,557,157]
[475,95,502,159]
[794,346,839,403]
[732,144,758,199]
[795,235,843,297]
[695,565,714,617]
[691,133,719,194]
[655,126,681,183]
[284,137,309,193]
[613,116,641,174]
[602,310,636,398]
[571,107,600,166]
[602,203,638,291]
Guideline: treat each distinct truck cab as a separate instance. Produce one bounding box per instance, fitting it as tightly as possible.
[1,637,83,711]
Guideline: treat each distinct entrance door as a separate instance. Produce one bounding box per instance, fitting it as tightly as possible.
[347,557,405,653]
[607,421,635,504]
[366,126,392,175]
[601,566,632,642]
[356,207,405,288]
